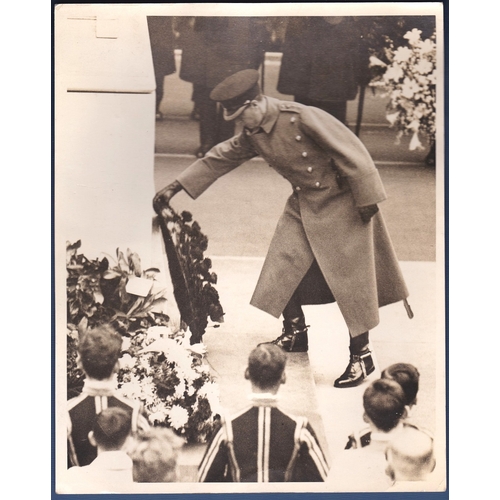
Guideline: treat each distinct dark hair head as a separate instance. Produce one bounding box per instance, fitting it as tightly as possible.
[363,379,406,432]
[381,363,420,406]
[78,324,122,380]
[92,407,131,450]
[129,428,184,482]
[247,344,287,390]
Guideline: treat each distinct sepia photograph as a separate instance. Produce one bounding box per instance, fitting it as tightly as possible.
[54,2,446,496]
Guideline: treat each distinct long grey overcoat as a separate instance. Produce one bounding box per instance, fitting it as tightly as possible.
[176,97,409,335]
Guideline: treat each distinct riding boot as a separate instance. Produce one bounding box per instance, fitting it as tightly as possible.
[334,332,375,388]
[269,314,309,352]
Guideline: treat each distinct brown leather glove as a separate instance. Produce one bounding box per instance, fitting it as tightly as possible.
[358,204,379,223]
[153,180,183,215]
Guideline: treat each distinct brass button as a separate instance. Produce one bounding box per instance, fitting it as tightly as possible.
[295,135,302,141]
[290,117,296,123]
[307,167,313,173]
[295,186,301,191]
[302,151,308,157]
[315,181,320,187]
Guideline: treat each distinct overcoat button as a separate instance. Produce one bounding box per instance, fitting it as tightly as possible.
[315,181,321,187]
[307,167,313,172]
[290,117,296,123]
[296,186,301,191]
[302,152,308,157]
[295,135,301,141]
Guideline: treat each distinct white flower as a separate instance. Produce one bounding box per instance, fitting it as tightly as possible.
[383,64,404,83]
[420,38,435,54]
[404,28,422,45]
[174,380,187,398]
[121,337,131,351]
[198,382,223,416]
[168,405,189,430]
[415,58,433,75]
[146,325,173,342]
[393,46,412,63]
[409,131,424,151]
[386,111,400,126]
[119,353,135,370]
[401,77,420,99]
[149,410,168,425]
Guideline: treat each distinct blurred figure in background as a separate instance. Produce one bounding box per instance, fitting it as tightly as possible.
[177,17,269,158]
[128,427,184,483]
[147,16,176,121]
[278,17,370,125]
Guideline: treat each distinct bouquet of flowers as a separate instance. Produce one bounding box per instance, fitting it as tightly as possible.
[369,28,437,151]
[116,324,222,443]
[66,241,222,442]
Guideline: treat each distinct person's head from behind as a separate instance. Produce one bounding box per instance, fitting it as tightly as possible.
[363,379,407,433]
[128,428,184,483]
[381,363,420,407]
[245,344,287,393]
[385,426,436,482]
[77,324,122,380]
[89,407,131,453]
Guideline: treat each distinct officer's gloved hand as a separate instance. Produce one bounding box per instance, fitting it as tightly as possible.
[358,204,379,223]
[153,180,183,215]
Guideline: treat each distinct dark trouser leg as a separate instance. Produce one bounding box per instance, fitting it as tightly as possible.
[334,330,375,388]
[196,86,218,157]
[260,290,309,352]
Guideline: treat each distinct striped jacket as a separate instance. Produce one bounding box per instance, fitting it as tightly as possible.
[198,398,329,482]
[67,378,149,467]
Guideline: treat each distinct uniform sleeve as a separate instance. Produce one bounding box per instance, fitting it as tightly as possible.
[299,106,387,207]
[197,423,231,482]
[293,423,329,481]
[177,133,258,199]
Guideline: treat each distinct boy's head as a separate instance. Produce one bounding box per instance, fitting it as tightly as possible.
[89,407,131,452]
[128,428,184,482]
[77,324,122,380]
[385,426,436,481]
[363,379,407,433]
[381,363,420,407]
[245,344,287,392]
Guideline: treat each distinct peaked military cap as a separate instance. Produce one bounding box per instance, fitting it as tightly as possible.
[210,69,261,121]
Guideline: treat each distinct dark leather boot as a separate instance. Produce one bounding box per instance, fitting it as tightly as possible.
[265,316,309,352]
[334,347,375,388]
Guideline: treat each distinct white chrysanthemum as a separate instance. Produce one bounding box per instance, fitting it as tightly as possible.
[393,46,412,63]
[415,59,433,75]
[384,64,404,83]
[369,55,386,68]
[168,405,190,430]
[401,77,420,99]
[420,38,435,54]
[404,28,422,45]
[149,410,168,425]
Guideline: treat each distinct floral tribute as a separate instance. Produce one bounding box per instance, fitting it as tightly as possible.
[66,240,222,442]
[155,206,225,345]
[369,28,437,151]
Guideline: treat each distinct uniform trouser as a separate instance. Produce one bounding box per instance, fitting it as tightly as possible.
[282,260,368,343]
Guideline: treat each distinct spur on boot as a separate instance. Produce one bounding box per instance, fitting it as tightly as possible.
[334,348,375,388]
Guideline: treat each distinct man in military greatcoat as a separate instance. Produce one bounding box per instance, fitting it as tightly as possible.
[154,69,412,388]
